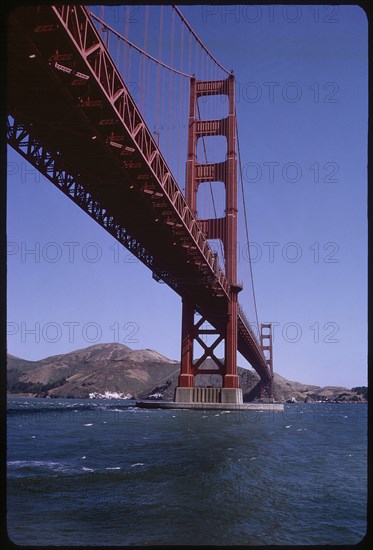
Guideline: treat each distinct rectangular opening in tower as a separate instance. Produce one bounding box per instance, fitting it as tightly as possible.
[196,180,226,219]
[196,135,227,164]
[197,94,229,120]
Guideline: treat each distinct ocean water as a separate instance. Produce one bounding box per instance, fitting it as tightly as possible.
[7,398,367,546]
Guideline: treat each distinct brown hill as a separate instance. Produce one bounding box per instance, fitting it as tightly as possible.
[7,343,366,403]
[7,343,179,399]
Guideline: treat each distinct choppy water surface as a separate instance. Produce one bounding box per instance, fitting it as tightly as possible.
[7,398,367,545]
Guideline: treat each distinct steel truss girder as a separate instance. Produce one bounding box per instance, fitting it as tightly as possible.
[51,5,230,299]
[7,114,175,284]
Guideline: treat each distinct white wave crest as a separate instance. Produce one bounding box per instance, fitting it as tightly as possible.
[89,391,133,400]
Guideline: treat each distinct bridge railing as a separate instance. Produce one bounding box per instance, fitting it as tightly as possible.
[52,5,230,299]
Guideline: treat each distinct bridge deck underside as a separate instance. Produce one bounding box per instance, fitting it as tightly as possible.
[7,6,271,384]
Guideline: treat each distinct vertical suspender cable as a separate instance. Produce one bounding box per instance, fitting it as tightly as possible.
[155,6,164,133]
[167,8,175,160]
[236,113,259,332]
[140,6,149,113]
[115,35,120,74]
[177,21,184,186]
[145,50,150,133]
[127,45,132,94]
[188,29,192,76]
[123,6,130,82]
[99,5,104,41]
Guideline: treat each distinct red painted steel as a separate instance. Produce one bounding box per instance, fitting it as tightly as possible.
[180,74,241,390]
[7,5,273,396]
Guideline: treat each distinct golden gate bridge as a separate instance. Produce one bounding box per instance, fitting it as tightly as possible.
[7,5,274,405]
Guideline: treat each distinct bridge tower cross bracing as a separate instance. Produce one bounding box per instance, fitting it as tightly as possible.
[175,75,243,404]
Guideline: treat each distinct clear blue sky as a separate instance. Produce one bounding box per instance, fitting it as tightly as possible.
[7,5,367,388]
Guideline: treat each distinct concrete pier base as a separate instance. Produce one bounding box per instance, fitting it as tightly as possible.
[174,387,194,403]
[155,386,285,411]
[174,387,244,405]
[220,388,243,404]
[136,400,284,412]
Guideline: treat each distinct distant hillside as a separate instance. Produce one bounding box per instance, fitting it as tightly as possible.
[7,343,367,403]
[7,343,179,399]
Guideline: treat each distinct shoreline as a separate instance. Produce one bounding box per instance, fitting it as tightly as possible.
[6,393,367,404]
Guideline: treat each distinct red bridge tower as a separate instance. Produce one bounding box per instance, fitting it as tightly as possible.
[175,75,243,404]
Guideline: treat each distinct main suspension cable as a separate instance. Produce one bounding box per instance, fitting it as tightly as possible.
[172,5,231,76]
[90,12,192,78]
[91,8,231,79]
